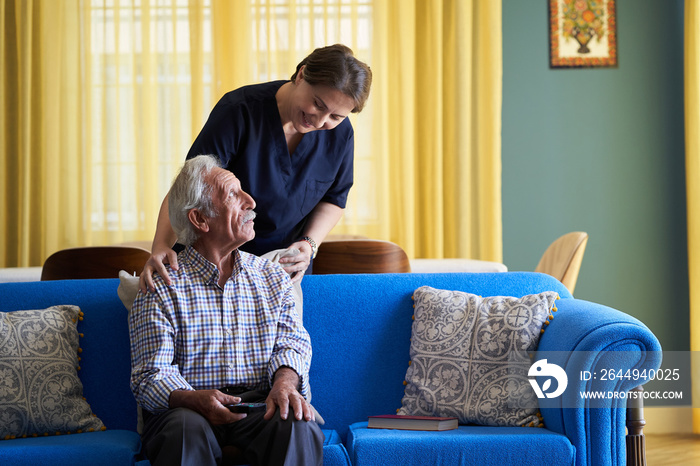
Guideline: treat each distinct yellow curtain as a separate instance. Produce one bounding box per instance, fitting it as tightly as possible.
[369,0,502,260]
[1,0,501,268]
[1,0,85,267]
[1,0,211,267]
[685,0,700,434]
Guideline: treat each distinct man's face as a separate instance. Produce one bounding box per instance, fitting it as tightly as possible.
[202,168,256,250]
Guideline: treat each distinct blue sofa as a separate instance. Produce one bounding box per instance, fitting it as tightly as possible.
[0,272,661,466]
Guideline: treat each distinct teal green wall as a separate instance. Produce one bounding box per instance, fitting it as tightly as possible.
[502,0,688,352]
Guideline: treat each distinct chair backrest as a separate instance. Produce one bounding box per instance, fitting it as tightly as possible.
[313,239,411,274]
[534,232,589,294]
[41,246,151,281]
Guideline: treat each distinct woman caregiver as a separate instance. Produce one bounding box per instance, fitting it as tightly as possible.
[140,44,372,290]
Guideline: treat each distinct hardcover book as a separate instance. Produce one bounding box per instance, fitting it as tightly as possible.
[367,414,458,431]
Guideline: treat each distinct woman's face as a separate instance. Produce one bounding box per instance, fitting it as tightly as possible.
[288,68,355,133]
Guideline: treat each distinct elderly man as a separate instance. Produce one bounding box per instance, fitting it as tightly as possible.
[129,154,323,466]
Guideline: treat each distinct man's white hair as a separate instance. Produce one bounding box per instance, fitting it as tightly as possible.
[169,154,221,246]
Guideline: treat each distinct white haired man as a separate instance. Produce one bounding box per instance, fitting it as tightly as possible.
[129,154,322,466]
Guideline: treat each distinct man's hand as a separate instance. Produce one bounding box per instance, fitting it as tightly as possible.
[169,389,247,425]
[265,367,315,422]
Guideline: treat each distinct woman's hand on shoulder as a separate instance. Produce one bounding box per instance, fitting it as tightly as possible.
[139,244,178,292]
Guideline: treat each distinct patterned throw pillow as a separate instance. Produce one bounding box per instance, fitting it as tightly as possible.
[0,305,105,439]
[398,286,558,427]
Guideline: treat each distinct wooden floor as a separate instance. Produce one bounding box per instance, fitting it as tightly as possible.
[645,434,700,465]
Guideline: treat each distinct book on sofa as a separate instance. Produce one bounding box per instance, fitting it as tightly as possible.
[367,415,458,431]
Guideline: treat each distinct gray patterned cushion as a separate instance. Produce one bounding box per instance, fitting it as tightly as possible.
[0,305,105,439]
[398,286,558,427]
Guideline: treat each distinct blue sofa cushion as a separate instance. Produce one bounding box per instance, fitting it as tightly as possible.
[0,305,106,439]
[0,425,345,466]
[346,422,575,466]
[323,429,352,466]
[398,287,558,427]
[0,430,141,466]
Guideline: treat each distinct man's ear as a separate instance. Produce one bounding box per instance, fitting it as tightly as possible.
[188,209,210,233]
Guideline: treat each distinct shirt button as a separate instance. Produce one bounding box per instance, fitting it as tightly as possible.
[228,363,235,369]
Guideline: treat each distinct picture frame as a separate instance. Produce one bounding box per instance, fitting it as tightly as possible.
[549,0,617,68]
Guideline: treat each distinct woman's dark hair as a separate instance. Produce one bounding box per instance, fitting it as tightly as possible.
[291,44,372,113]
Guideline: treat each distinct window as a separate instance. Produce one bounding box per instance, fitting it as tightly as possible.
[88,0,373,236]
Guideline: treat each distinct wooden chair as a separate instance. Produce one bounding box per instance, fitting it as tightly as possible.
[534,232,589,295]
[41,246,151,281]
[313,239,411,274]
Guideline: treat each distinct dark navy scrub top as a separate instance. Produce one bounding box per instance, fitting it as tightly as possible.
[187,80,354,257]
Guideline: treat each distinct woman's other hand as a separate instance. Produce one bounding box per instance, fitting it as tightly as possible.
[279,241,312,283]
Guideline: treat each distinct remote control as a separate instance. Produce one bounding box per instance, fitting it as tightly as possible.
[226,402,267,413]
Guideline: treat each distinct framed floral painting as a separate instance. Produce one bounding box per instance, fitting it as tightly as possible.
[549,0,617,68]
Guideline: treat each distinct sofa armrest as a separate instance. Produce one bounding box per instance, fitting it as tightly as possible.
[535,298,662,466]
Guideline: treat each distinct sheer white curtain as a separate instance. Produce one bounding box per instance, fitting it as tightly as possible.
[88,0,374,249]
[0,0,375,267]
[85,0,214,246]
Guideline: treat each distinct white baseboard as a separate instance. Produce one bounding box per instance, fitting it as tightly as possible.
[642,406,693,434]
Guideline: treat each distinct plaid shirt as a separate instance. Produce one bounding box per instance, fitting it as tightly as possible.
[129,246,312,413]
